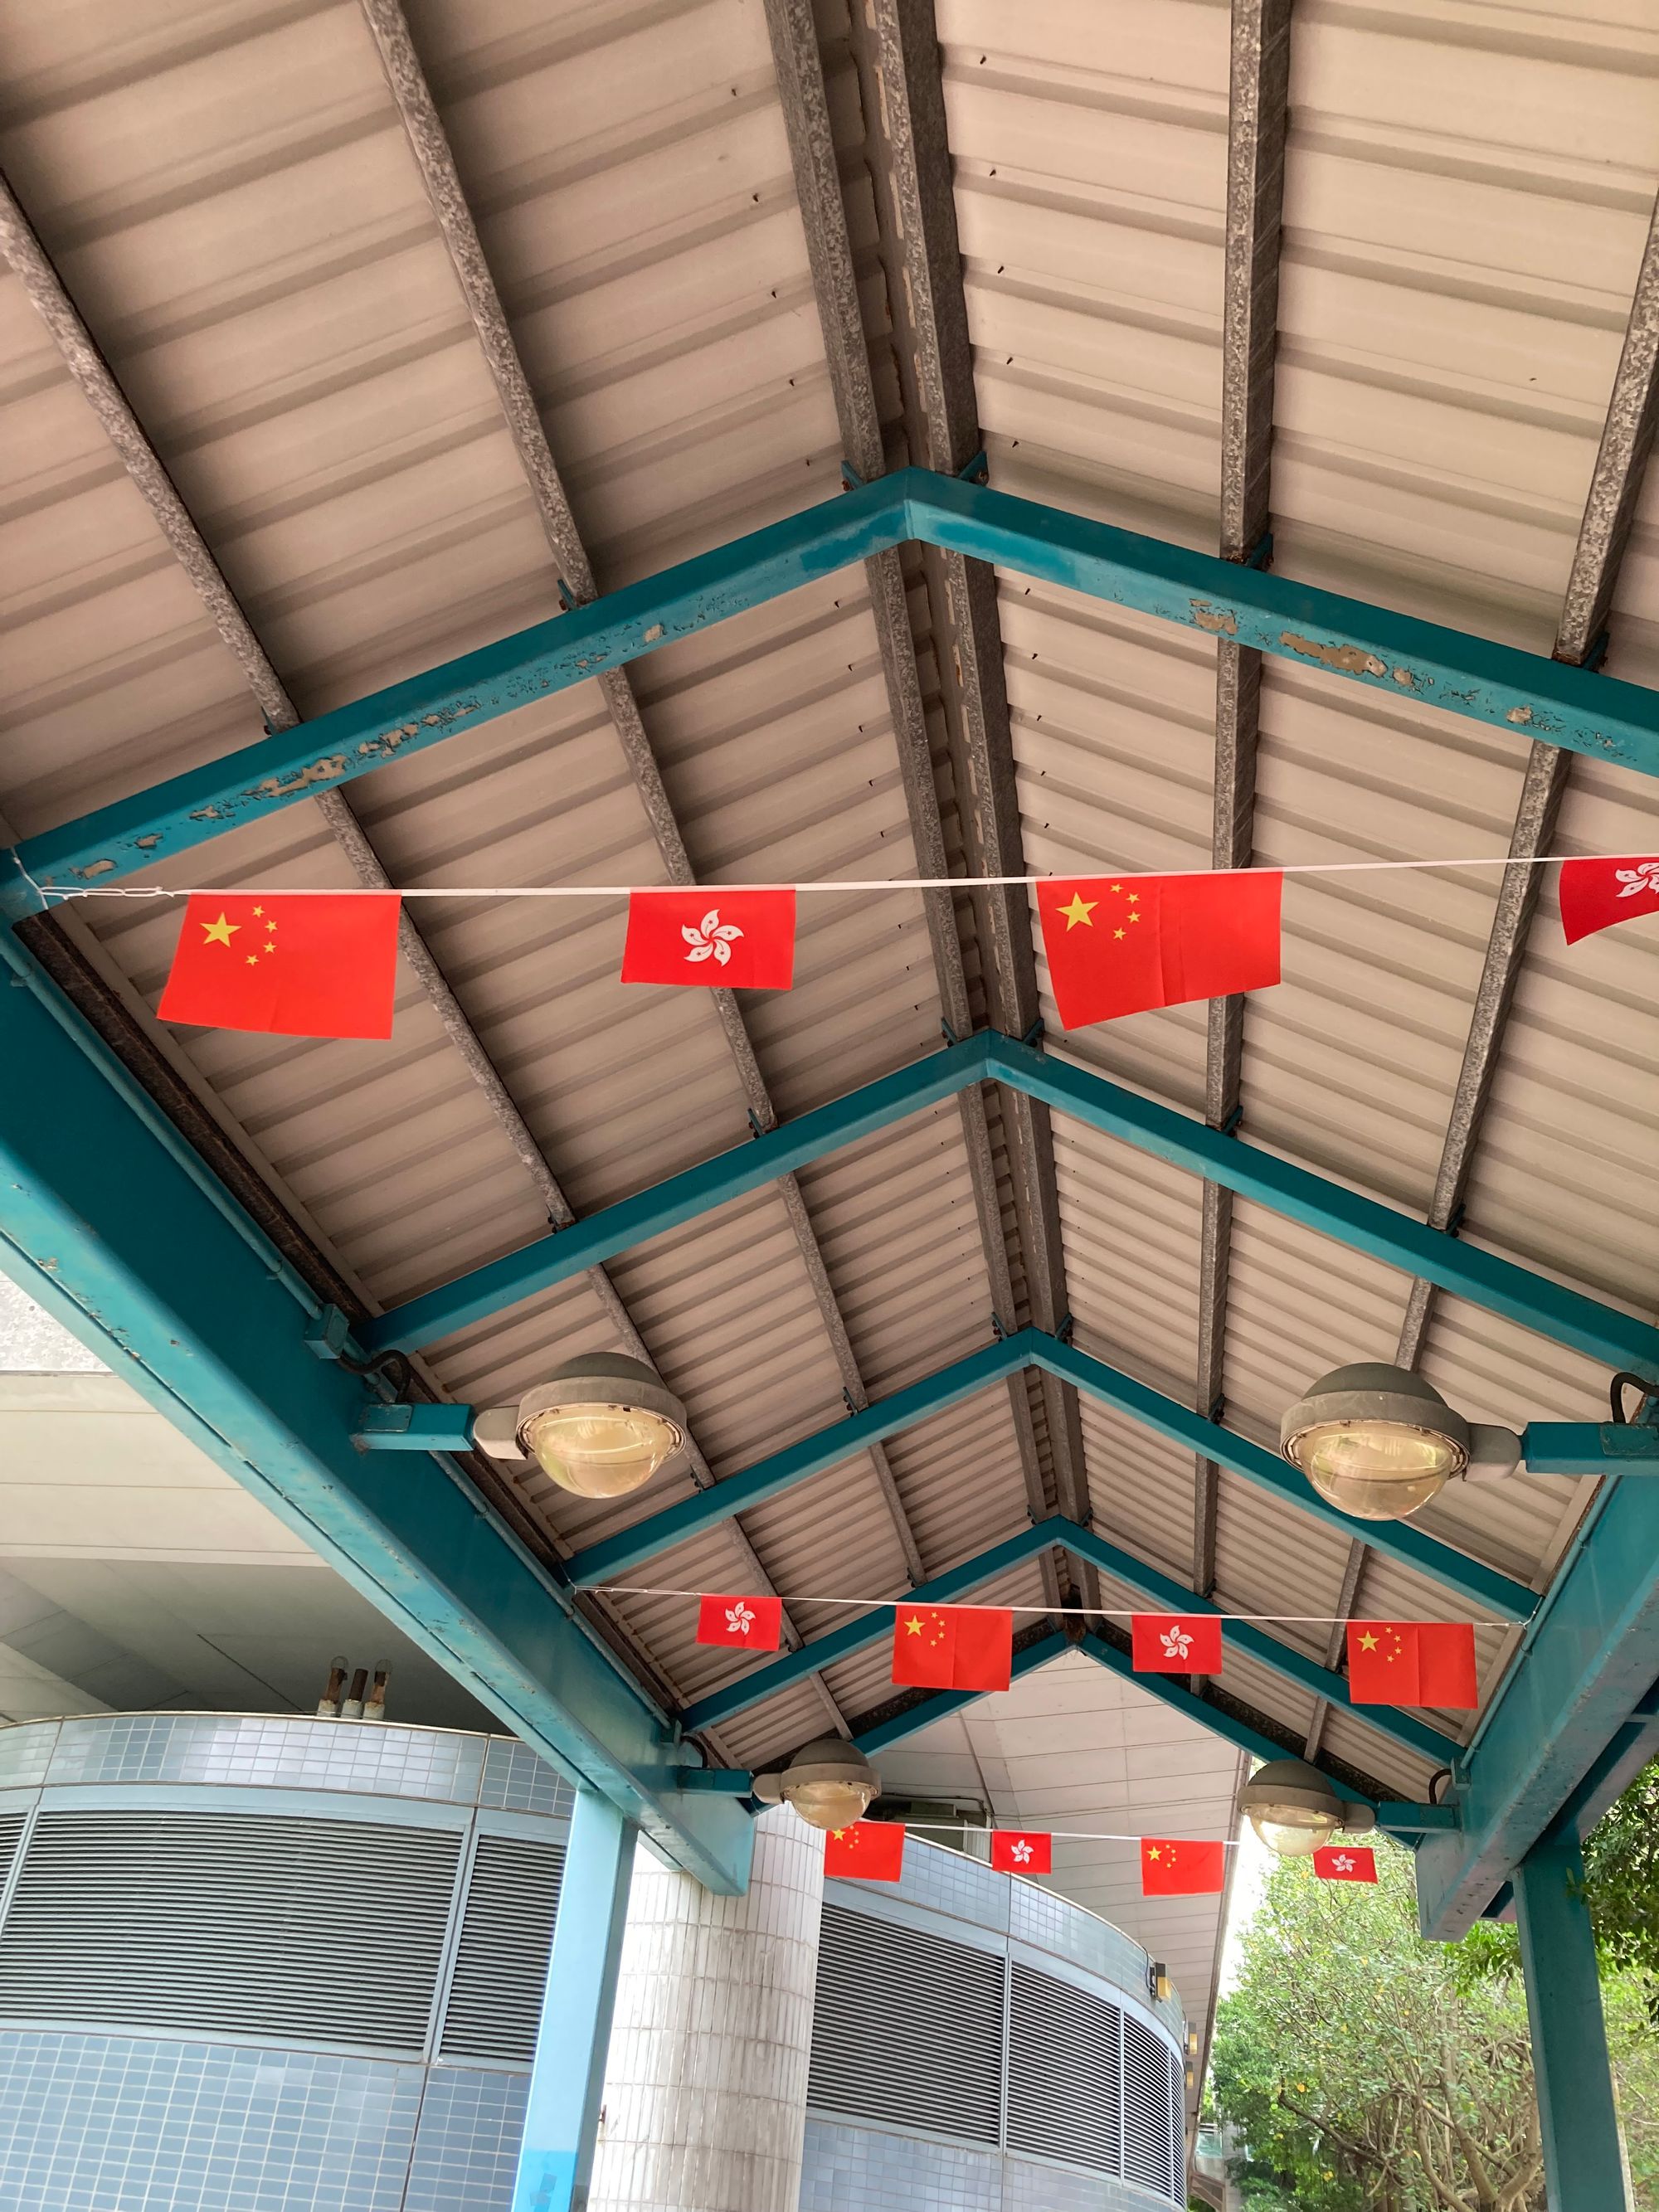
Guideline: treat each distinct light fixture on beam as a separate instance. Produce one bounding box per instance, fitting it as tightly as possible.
[1280,1364,1521,1523]
[1240,1757,1376,1858]
[474,1353,687,1499]
[751,1735,880,1831]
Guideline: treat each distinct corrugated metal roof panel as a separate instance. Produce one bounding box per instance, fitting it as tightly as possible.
[1058,1124,1204,1403]
[1078,1399,1196,1589]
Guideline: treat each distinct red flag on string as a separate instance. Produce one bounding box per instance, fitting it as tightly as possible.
[158,892,401,1040]
[620,889,795,989]
[1559,857,1659,945]
[1131,1614,1224,1675]
[695,1594,784,1651]
[1346,1621,1478,1709]
[1140,1839,1226,1897]
[824,1821,905,1881]
[991,1830,1052,1874]
[890,1605,1014,1693]
[1312,1845,1378,1884]
[1036,872,1282,1028]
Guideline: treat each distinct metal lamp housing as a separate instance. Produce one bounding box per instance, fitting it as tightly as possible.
[513,1353,687,1500]
[752,1734,879,1833]
[1240,1757,1375,1859]
[1281,1362,1472,1523]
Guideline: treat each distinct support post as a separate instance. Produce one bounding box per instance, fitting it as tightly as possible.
[512,1789,637,2212]
[1512,1831,1627,2211]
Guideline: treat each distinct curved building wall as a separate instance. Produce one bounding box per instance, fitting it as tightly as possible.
[0,1714,572,2212]
[803,1839,1187,2212]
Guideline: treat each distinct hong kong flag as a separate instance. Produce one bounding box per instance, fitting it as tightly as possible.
[824,1821,905,1881]
[1559,856,1659,945]
[1140,1839,1227,1897]
[1346,1621,1478,1710]
[695,1594,784,1651]
[1036,871,1281,1028]
[891,1605,1014,1692]
[158,892,401,1039]
[991,1830,1052,1875]
[621,888,795,989]
[1131,1614,1224,1675]
[1313,1845,1378,1884]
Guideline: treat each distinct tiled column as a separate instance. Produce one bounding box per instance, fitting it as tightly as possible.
[586,1806,823,2212]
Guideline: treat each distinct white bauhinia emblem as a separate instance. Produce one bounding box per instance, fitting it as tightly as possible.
[1331,1852,1355,1873]
[1615,861,1659,900]
[1010,1840,1034,1865]
[1159,1625,1194,1660]
[725,1601,757,1637]
[683,909,745,965]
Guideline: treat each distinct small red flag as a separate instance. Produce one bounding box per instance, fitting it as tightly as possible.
[695,1594,784,1651]
[1140,1839,1226,1897]
[620,888,795,989]
[991,1830,1052,1875]
[1036,871,1282,1028]
[1559,856,1659,946]
[158,892,401,1040]
[824,1821,905,1880]
[1131,1614,1224,1675]
[1346,1621,1478,1710]
[1312,1845,1378,1884]
[891,1605,1014,1693]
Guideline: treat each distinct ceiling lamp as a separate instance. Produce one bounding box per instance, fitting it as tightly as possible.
[1280,1363,1520,1523]
[1240,1758,1375,1858]
[474,1353,687,1499]
[752,1736,880,1832]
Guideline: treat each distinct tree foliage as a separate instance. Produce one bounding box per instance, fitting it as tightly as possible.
[1210,1844,1659,2211]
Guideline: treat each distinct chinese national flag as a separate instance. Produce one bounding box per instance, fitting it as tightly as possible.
[1036,871,1282,1028]
[890,1605,1014,1692]
[1312,1845,1378,1884]
[824,1821,905,1881]
[695,1594,784,1650]
[1131,1614,1224,1675]
[158,892,401,1040]
[1345,1621,1478,1710]
[620,888,795,989]
[991,1830,1052,1874]
[1140,1839,1226,1897]
[1559,857,1659,945]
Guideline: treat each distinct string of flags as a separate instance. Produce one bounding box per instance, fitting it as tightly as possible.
[821,1821,1379,1890]
[693,1594,1481,1709]
[91,850,1659,1041]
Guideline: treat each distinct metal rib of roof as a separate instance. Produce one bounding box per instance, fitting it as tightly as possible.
[1,0,1655,1988]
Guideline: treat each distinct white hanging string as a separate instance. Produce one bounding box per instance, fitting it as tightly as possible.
[21,849,1655,904]
[596,1584,1520,1626]
[901,1822,1245,1846]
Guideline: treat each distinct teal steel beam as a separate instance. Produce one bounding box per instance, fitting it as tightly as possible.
[360,1033,994,1353]
[990,1037,1659,1378]
[511,1787,636,2212]
[679,1512,1460,1771]
[568,1334,1031,1589]
[679,1519,1062,1734]
[853,1631,1073,1755]
[0,929,752,1894]
[1414,1453,1659,1940]
[1512,1832,1625,2211]
[1522,1422,1659,1475]
[12,469,1659,913]
[905,474,1659,783]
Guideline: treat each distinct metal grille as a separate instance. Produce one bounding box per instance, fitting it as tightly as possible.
[809,1903,1005,2144]
[0,1808,460,2054]
[0,1816,25,1898]
[438,1832,564,2064]
[1123,2014,1178,2195]
[1005,1960,1122,2175]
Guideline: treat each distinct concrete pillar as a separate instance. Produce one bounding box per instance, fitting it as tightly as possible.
[586,1806,823,2212]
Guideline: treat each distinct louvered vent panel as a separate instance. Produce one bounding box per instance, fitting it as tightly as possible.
[1172,2044,1188,2175]
[0,1809,460,2054]
[809,1903,1004,2143]
[1122,2015,1176,2194]
[0,1815,26,1899]
[1005,1961,1121,2174]
[439,1833,565,2064]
